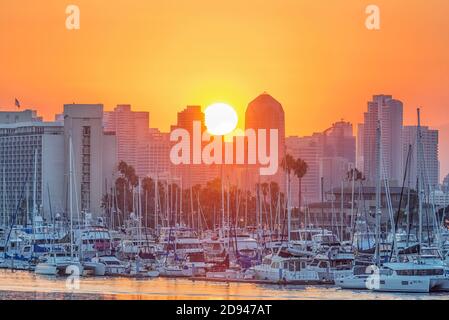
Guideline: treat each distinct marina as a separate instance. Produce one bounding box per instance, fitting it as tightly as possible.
[0,108,449,298]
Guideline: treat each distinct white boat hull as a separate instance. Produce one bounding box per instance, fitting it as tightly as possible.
[35,263,84,277]
[336,276,369,290]
[373,276,431,293]
[35,263,58,276]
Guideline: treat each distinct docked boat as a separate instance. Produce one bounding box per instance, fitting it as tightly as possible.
[335,265,377,290]
[336,273,371,290]
[91,255,130,276]
[253,251,321,284]
[158,262,194,277]
[35,252,84,276]
[75,219,113,259]
[371,262,449,293]
[306,246,354,281]
[82,259,106,276]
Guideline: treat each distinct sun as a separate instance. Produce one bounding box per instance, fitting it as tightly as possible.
[204,103,238,136]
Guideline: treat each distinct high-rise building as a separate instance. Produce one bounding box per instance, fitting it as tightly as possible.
[0,106,116,223]
[442,174,449,193]
[245,93,286,191]
[402,126,439,191]
[170,106,220,187]
[286,135,322,204]
[64,104,116,217]
[148,128,171,178]
[0,119,64,225]
[322,121,356,163]
[286,121,355,205]
[362,95,403,184]
[356,123,364,172]
[103,105,150,177]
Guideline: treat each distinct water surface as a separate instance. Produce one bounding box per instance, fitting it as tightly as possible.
[0,270,447,300]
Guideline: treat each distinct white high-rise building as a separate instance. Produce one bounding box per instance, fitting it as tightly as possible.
[0,120,65,225]
[362,95,403,184]
[64,104,117,217]
[402,126,439,191]
[0,106,116,224]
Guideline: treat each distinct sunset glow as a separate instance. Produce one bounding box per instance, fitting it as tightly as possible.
[1,0,449,176]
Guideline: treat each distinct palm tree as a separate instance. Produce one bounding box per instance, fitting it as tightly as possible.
[293,158,308,212]
[347,168,364,182]
[281,154,296,239]
[281,154,296,176]
[118,160,138,188]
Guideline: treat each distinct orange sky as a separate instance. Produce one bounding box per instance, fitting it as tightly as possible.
[1,0,449,177]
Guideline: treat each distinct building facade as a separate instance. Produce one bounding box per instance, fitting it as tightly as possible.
[362,95,403,184]
[103,105,150,177]
[245,93,286,192]
[402,125,439,191]
[0,121,65,225]
[148,128,171,178]
[64,104,116,218]
[286,121,356,206]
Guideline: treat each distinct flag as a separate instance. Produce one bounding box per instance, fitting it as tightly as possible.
[14,98,20,109]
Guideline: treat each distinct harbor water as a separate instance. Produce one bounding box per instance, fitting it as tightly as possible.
[0,270,448,300]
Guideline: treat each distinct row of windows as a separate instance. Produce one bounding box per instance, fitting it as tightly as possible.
[396,269,444,276]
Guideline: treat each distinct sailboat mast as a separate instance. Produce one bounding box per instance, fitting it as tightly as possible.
[417,108,423,259]
[2,167,5,226]
[340,181,344,241]
[32,148,38,223]
[154,175,158,232]
[375,121,382,267]
[69,135,74,259]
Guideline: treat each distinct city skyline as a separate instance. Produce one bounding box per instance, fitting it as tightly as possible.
[2,91,446,183]
[2,1,449,302]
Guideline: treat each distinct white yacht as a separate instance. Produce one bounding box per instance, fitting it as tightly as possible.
[76,224,113,259]
[371,262,449,293]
